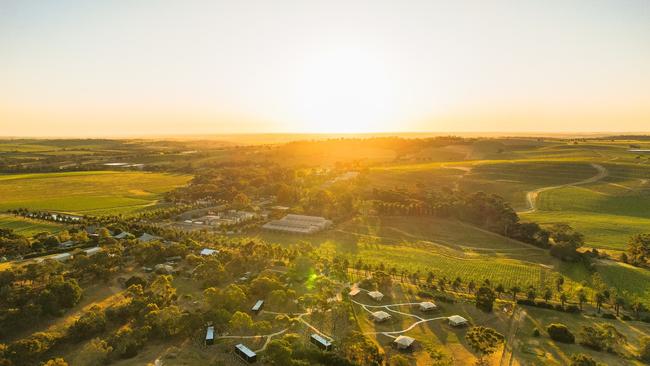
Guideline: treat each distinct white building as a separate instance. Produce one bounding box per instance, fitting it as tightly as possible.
[448,315,468,327]
[419,301,437,312]
[262,214,332,234]
[84,247,102,256]
[348,288,361,297]
[368,291,384,302]
[200,248,219,256]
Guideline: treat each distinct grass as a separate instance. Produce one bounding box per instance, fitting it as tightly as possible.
[0,171,191,215]
[0,214,63,236]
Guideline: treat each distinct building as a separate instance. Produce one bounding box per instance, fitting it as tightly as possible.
[205,326,215,345]
[84,247,102,256]
[419,301,437,312]
[52,252,72,262]
[310,334,332,351]
[348,288,360,297]
[234,344,257,363]
[200,248,218,256]
[448,315,469,327]
[251,300,264,314]
[59,240,75,249]
[113,231,133,240]
[393,335,415,350]
[367,291,384,302]
[371,311,391,322]
[262,214,332,234]
[138,233,161,242]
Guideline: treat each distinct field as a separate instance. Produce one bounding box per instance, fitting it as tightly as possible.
[0,214,63,236]
[0,171,191,215]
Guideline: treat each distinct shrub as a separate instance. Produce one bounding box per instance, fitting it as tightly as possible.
[516,299,535,306]
[621,314,631,321]
[547,323,575,343]
[601,313,616,319]
[565,305,580,313]
[532,328,540,337]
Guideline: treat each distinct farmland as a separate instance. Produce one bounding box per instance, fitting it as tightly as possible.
[0,214,63,236]
[0,171,191,215]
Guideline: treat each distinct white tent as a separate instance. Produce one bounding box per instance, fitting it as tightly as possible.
[419,301,437,311]
[371,311,391,322]
[200,248,218,256]
[348,288,361,296]
[368,291,384,302]
[448,315,468,327]
[394,335,415,349]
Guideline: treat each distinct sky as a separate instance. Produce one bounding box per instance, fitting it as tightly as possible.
[1,0,649,137]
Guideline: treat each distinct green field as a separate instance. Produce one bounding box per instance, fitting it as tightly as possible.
[0,214,63,236]
[0,171,191,215]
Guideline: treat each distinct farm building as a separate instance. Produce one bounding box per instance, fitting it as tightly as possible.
[59,240,75,249]
[234,344,257,363]
[52,253,72,262]
[262,214,332,234]
[200,248,218,256]
[393,335,415,350]
[371,311,391,322]
[310,334,332,351]
[448,315,468,327]
[348,288,361,297]
[84,247,102,256]
[205,326,214,345]
[251,300,264,314]
[419,301,437,311]
[113,231,133,239]
[367,291,384,302]
[138,233,161,242]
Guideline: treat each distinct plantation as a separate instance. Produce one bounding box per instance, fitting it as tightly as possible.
[0,214,63,236]
[0,171,191,215]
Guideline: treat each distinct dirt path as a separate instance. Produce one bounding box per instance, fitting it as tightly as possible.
[499,306,527,366]
[519,163,608,214]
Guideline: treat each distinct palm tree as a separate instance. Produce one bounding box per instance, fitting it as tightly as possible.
[468,280,476,294]
[559,292,568,308]
[578,290,588,310]
[543,288,553,303]
[595,292,606,313]
[614,297,625,317]
[526,288,537,302]
[495,284,505,299]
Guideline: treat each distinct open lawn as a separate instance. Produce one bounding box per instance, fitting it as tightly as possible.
[0,171,191,215]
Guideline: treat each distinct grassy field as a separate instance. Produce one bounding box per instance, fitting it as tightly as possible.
[0,171,191,215]
[0,214,63,236]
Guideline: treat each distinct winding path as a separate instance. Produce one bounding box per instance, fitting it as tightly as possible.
[519,163,608,214]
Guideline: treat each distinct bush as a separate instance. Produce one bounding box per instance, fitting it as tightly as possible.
[601,313,616,319]
[532,328,540,337]
[535,301,554,309]
[621,315,631,321]
[434,294,455,303]
[554,304,564,311]
[417,290,434,299]
[565,305,580,313]
[516,299,535,306]
[547,323,575,344]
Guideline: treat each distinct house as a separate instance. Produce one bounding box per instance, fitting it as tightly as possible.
[205,326,214,345]
[138,233,161,242]
[310,334,332,351]
[348,288,361,297]
[419,301,437,312]
[371,311,391,322]
[52,253,72,262]
[154,264,174,274]
[393,335,415,350]
[165,256,182,263]
[262,214,332,234]
[59,240,75,249]
[234,344,257,363]
[251,300,264,314]
[368,291,384,302]
[448,315,468,327]
[200,248,218,256]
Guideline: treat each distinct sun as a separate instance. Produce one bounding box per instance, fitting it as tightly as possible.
[290,45,399,133]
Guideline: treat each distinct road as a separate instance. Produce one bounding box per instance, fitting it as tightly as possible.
[519,163,608,214]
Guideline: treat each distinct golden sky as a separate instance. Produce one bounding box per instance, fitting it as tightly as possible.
[1,0,649,137]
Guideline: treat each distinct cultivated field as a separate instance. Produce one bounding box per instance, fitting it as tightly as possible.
[0,171,191,215]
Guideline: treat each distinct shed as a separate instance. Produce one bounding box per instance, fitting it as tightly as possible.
[251,300,264,314]
[368,291,384,302]
[310,334,332,351]
[138,233,161,242]
[448,315,468,327]
[234,343,257,363]
[394,335,415,350]
[84,247,102,256]
[419,301,437,312]
[205,326,214,345]
[348,288,360,297]
[52,253,72,262]
[113,231,133,239]
[371,311,391,322]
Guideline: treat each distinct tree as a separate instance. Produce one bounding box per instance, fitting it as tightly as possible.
[569,353,598,366]
[543,288,553,303]
[495,284,505,298]
[595,292,606,313]
[69,305,107,340]
[232,193,251,209]
[559,292,568,308]
[73,338,112,366]
[148,275,176,307]
[626,233,650,266]
[43,359,68,366]
[547,323,575,343]
[578,290,588,310]
[510,286,520,301]
[475,286,497,312]
[264,339,293,365]
[389,354,411,366]
[640,336,650,363]
[229,311,254,334]
[526,288,537,302]
[579,324,626,352]
[465,326,504,365]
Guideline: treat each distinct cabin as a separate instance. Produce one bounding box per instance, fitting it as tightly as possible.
[205,326,214,345]
[371,311,391,323]
[448,315,468,327]
[310,334,332,351]
[59,240,75,249]
[251,300,264,314]
[368,291,384,302]
[52,253,72,262]
[234,343,257,363]
[113,231,133,239]
[84,247,102,256]
[419,301,437,312]
[138,233,161,242]
[348,288,360,297]
[393,335,415,350]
